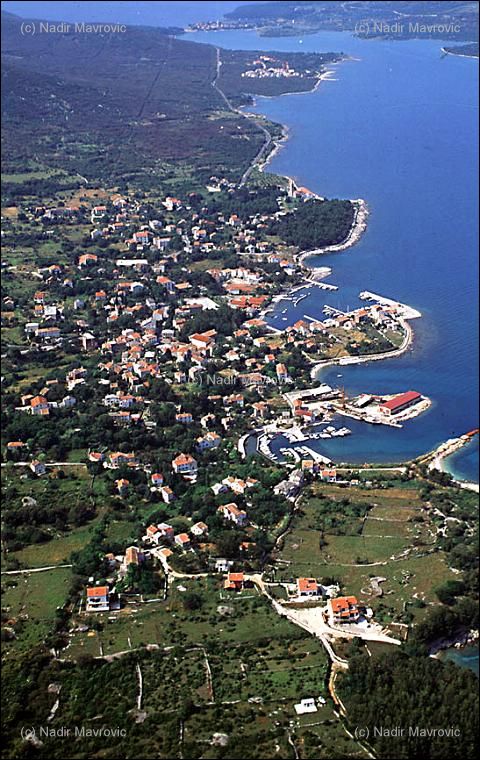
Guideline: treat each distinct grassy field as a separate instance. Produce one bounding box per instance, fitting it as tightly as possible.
[3,468,108,567]
[59,598,366,759]
[209,637,329,703]
[1,567,71,652]
[67,578,304,659]
[8,521,101,568]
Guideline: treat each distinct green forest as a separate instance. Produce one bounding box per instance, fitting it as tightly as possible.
[340,647,479,759]
[269,199,355,250]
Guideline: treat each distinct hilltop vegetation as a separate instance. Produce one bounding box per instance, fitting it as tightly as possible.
[1,12,260,188]
[1,12,342,193]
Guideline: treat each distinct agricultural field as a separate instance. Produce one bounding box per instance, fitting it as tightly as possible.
[66,578,299,659]
[274,481,459,623]
[47,608,363,760]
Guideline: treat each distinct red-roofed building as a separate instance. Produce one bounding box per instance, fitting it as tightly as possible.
[319,468,337,483]
[217,503,248,527]
[86,586,110,612]
[297,578,319,597]
[327,596,360,625]
[174,533,191,549]
[30,396,49,416]
[151,472,164,487]
[224,572,245,591]
[172,453,198,476]
[379,391,421,416]
[191,521,208,537]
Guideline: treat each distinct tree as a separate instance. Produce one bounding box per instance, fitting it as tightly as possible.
[183,592,202,611]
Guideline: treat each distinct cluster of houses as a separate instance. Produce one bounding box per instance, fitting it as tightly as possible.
[4,182,404,617]
[241,55,317,81]
[9,183,405,478]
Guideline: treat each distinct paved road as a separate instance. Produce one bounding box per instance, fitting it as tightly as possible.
[212,47,272,187]
[1,564,73,575]
[1,462,85,468]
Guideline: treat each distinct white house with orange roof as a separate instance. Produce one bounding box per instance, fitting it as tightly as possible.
[319,468,337,483]
[224,572,245,591]
[160,486,176,504]
[172,453,198,477]
[86,586,110,613]
[217,503,248,527]
[196,432,221,451]
[191,522,208,537]
[30,396,49,416]
[175,412,194,425]
[296,578,320,597]
[327,596,360,626]
[188,330,217,352]
[174,533,191,549]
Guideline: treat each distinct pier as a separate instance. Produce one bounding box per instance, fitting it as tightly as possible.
[359,291,422,320]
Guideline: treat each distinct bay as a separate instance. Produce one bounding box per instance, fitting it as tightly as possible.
[190,28,479,481]
[1,1,262,27]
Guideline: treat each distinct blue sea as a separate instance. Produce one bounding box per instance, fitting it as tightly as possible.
[186,27,479,482]
[4,3,478,481]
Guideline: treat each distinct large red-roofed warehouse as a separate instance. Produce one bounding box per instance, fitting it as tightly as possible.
[379,391,421,416]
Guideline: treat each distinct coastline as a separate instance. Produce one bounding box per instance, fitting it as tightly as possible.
[422,430,480,492]
[441,47,479,59]
[429,628,479,658]
[246,66,342,176]
[236,43,479,485]
[310,314,415,380]
[297,198,369,264]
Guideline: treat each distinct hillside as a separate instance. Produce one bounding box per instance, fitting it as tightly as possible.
[226,0,479,41]
[1,11,266,189]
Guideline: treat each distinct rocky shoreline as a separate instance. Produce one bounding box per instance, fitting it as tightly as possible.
[429,628,479,658]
